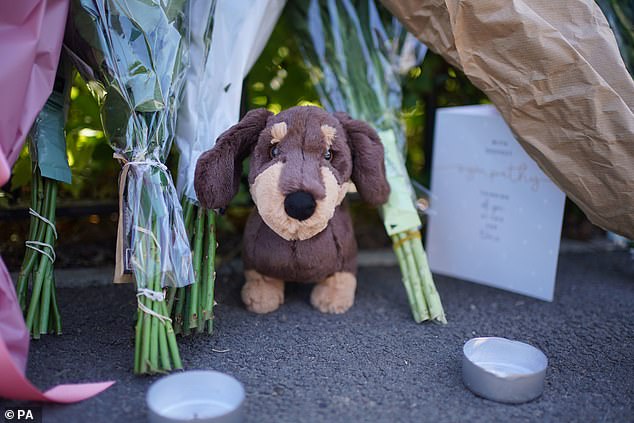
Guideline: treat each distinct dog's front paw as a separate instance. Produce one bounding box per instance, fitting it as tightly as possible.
[311,272,357,314]
[241,270,285,314]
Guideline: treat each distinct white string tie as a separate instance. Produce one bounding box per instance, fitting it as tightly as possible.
[137,288,165,302]
[25,241,56,263]
[136,288,172,324]
[29,208,58,239]
[113,152,168,173]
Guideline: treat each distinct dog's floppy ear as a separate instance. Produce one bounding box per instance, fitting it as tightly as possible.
[335,112,390,206]
[195,108,272,209]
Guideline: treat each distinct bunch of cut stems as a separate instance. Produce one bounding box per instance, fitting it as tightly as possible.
[391,230,445,323]
[288,0,446,323]
[16,165,62,338]
[133,214,183,374]
[167,198,216,335]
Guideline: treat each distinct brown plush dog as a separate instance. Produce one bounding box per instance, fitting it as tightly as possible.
[194,106,389,314]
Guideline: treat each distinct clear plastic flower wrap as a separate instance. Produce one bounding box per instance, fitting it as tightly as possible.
[174,0,285,198]
[290,0,445,323]
[66,0,193,373]
[171,0,285,334]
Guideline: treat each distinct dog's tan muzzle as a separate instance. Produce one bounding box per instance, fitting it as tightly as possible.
[250,162,348,241]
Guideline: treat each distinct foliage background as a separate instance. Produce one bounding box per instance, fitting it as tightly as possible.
[1,9,487,206]
[2,1,632,263]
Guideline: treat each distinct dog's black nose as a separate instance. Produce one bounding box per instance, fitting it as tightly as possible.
[284,191,316,221]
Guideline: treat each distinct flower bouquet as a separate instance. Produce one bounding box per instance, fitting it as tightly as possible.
[290,0,445,323]
[66,0,194,374]
[170,0,286,334]
[15,78,72,338]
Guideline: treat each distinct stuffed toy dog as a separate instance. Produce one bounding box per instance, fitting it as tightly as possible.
[194,106,389,314]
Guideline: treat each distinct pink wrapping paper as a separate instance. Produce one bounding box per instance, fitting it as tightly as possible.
[0,258,114,402]
[0,0,114,403]
[0,258,29,374]
[0,0,69,185]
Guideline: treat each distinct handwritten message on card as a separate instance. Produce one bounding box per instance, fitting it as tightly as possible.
[426,105,565,301]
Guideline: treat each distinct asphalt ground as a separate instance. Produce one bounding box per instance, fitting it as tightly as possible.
[1,251,633,422]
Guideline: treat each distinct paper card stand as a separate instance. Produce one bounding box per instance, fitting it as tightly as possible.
[426,105,565,301]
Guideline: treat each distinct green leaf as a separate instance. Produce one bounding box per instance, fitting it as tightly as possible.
[10,147,32,191]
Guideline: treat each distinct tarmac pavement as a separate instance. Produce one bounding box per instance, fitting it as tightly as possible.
[1,250,633,422]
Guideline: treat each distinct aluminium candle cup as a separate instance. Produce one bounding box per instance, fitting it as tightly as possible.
[462,337,548,404]
[147,370,245,423]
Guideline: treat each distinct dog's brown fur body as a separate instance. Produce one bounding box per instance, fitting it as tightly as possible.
[242,205,357,283]
[195,106,389,314]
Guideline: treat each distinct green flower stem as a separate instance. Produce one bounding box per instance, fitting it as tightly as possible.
[391,230,446,324]
[138,226,153,374]
[50,276,62,334]
[31,294,41,340]
[157,322,171,371]
[188,208,204,329]
[204,210,216,333]
[198,226,208,335]
[25,179,57,334]
[410,235,446,323]
[184,204,197,332]
[391,234,420,322]
[399,233,430,322]
[17,169,47,312]
[183,200,195,238]
[149,235,161,372]
[173,287,185,334]
[134,307,142,372]
[159,253,182,370]
[38,265,53,334]
[163,301,183,370]
[183,288,191,335]
[149,303,160,373]
[39,180,59,335]
[27,260,43,334]
[16,168,42,310]
[18,169,63,338]
[139,297,152,374]
[170,199,196,335]
[48,298,55,333]
[169,200,217,335]
[134,209,183,374]
[166,285,177,316]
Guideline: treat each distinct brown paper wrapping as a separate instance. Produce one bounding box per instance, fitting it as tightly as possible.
[113,160,133,284]
[382,0,634,239]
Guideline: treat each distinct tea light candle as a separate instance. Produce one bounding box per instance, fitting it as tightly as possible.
[463,337,548,404]
[147,370,245,423]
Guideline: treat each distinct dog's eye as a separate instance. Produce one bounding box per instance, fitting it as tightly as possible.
[270,145,280,159]
[324,148,332,161]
